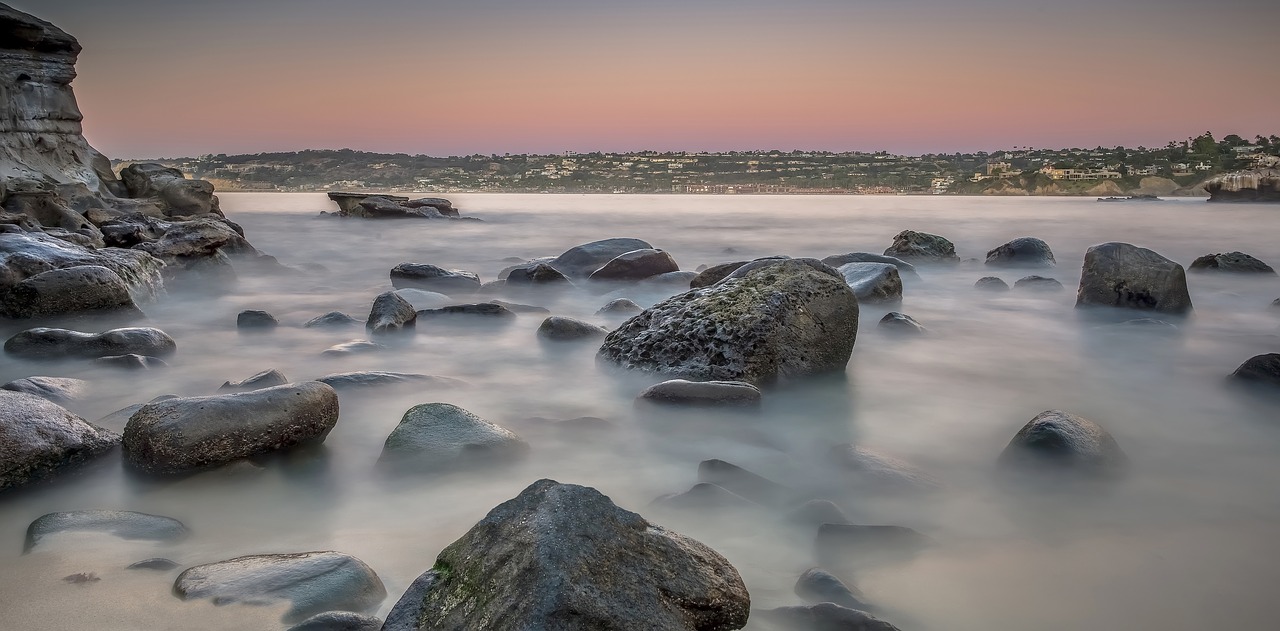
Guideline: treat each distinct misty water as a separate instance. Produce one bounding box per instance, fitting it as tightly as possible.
[2,193,1279,630]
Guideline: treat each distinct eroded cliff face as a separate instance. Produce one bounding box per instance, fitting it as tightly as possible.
[0,3,121,199]
[1204,158,1280,203]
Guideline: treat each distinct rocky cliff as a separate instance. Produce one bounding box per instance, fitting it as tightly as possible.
[1204,158,1280,202]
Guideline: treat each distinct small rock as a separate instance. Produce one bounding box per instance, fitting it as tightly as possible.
[878,312,926,334]
[537,316,608,341]
[815,524,932,565]
[985,237,1056,268]
[25,510,188,553]
[236,309,278,329]
[1230,353,1280,388]
[321,340,386,357]
[837,263,903,303]
[998,410,1128,476]
[486,299,549,314]
[1188,252,1276,274]
[219,368,289,392]
[2,376,88,403]
[4,327,177,359]
[1013,275,1064,291]
[596,298,643,315]
[286,611,383,631]
[794,567,870,611]
[303,311,359,328]
[128,558,179,571]
[506,263,571,284]
[389,263,481,294]
[379,403,528,472]
[365,291,416,334]
[974,276,1010,291]
[63,572,100,585]
[92,354,168,370]
[637,379,761,406]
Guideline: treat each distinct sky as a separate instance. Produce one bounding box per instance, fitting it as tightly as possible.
[16,0,1280,158]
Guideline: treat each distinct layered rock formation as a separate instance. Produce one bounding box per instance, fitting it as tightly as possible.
[1204,161,1280,202]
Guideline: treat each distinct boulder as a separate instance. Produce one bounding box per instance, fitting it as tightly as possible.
[356,197,445,219]
[0,390,119,493]
[24,510,187,553]
[92,353,167,370]
[325,192,408,216]
[794,568,869,611]
[597,298,643,315]
[537,316,608,341]
[883,230,959,264]
[757,604,900,631]
[1,376,87,403]
[1229,353,1280,388]
[0,232,164,304]
[837,263,902,303]
[236,309,278,329]
[974,276,1010,291]
[878,312,926,334]
[417,303,515,320]
[315,372,467,391]
[404,197,457,216]
[641,270,698,286]
[1013,275,1064,291]
[506,263,570,285]
[122,382,340,476]
[821,253,918,278]
[174,551,386,623]
[304,311,359,328]
[380,479,750,631]
[119,163,220,217]
[985,237,1056,268]
[379,403,527,472]
[287,611,383,631]
[1076,242,1192,314]
[688,261,748,288]
[1,264,141,318]
[321,340,385,357]
[389,263,481,294]
[365,291,417,334]
[393,289,454,311]
[598,258,858,385]
[998,410,1128,476]
[133,217,251,260]
[588,248,680,282]
[4,326,176,359]
[219,368,289,392]
[548,237,654,278]
[637,379,761,407]
[653,483,759,511]
[1188,252,1276,275]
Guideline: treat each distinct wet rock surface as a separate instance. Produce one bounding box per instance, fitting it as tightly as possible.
[389,263,481,294]
[24,510,188,552]
[366,291,417,334]
[1076,242,1192,314]
[588,248,680,281]
[998,410,1128,476]
[548,237,653,278]
[1013,275,1064,291]
[1230,353,1280,388]
[0,390,119,493]
[379,402,528,472]
[837,262,903,303]
[1188,251,1276,274]
[877,312,926,334]
[637,379,762,406]
[537,315,608,341]
[4,326,176,359]
[883,230,959,264]
[1,376,87,403]
[985,237,1056,268]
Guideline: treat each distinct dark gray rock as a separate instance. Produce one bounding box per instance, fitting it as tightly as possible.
[1076,242,1192,314]
[417,303,515,320]
[287,611,383,631]
[688,261,748,288]
[95,395,178,428]
[119,163,221,217]
[127,557,179,571]
[122,382,340,476]
[379,403,528,472]
[174,551,386,623]
[597,298,643,315]
[877,312,926,335]
[321,340,385,357]
[642,270,698,286]
[588,248,680,281]
[757,603,900,631]
[1014,275,1064,291]
[4,326,176,359]
[1,264,141,318]
[485,299,549,314]
[0,390,119,493]
[1188,252,1276,274]
[236,309,278,329]
[883,230,959,264]
[598,258,858,385]
[92,354,167,370]
[653,482,759,511]
[366,291,417,334]
[404,197,456,216]
[698,459,796,508]
[389,263,481,294]
[998,410,1128,476]
[637,379,761,406]
[380,479,749,631]
[0,232,165,304]
[315,372,467,391]
[548,237,654,279]
[537,316,608,341]
[304,311,359,328]
[356,197,445,219]
[2,376,87,403]
[794,568,870,611]
[985,237,1056,268]
[219,368,289,392]
[1230,353,1280,387]
[821,253,918,278]
[837,263,902,304]
[24,510,187,553]
[974,276,1010,291]
[787,500,852,526]
[506,263,570,285]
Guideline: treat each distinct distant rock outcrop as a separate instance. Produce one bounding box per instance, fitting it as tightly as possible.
[1204,159,1280,202]
[324,192,471,220]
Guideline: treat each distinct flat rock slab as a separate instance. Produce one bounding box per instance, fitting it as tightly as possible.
[174,551,387,623]
[637,379,762,406]
[4,327,176,359]
[0,390,119,493]
[24,510,188,553]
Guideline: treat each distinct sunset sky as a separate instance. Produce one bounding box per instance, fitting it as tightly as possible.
[19,0,1280,158]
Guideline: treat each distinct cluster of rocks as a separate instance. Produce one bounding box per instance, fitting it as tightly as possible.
[323,192,477,221]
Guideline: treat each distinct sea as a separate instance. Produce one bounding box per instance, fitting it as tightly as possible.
[1,193,1278,630]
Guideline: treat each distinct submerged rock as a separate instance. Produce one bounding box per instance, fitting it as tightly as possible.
[1013,275,1064,292]
[1,376,87,403]
[653,482,759,511]
[174,551,386,623]
[4,326,176,359]
[549,237,653,279]
[588,248,680,282]
[974,276,1010,292]
[537,316,608,341]
[786,500,852,527]
[0,390,119,493]
[303,311,359,328]
[389,263,481,294]
[757,603,900,631]
[877,312,926,334]
[365,291,417,335]
[393,289,454,311]
[1188,252,1276,275]
[597,298,643,315]
[998,410,1128,476]
[636,379,762,407]
[697,459,796,507]
[379,403,528,472]
[122,382,339,476]
[24,510,187,553]
[821,252,918,278]
[417,303,515,320]
[236,309,278,329]
[598,258,858,385]
[1,264,141,319]
[92,353,167,370]
[219,368,289,392]
[1229,353,1280,388]
[286,611,383,631]
[506,263,570,285]
[794,567,870,611]
[128,557,179,571]
[485,299,549,314]
[315,372,467,391]
[321,340,385,357]
[837,262,902,303]
[1076,242,1192,314]
[381,479,750,631]
[985,237,1056,268]
[688,261,748,288]
[827,445,941,492]
[883,230,959,264]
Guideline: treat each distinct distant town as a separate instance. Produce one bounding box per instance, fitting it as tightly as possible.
[121,132,1280,196]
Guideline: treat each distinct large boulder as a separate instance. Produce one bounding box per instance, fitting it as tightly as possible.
[883,230,959,264]
[118,163,220,217]
[588,249,680,282]
[985,237,1055,268]
[1076,242,1192,314]
[998,410,1128,476]
[549,237,653,279]
[379,403,527,472]
[366,291,417,334]
[598,258,858,385]
[837,262,902,304]
[24,510,187,553]
[1,264,141,318]
[1188,252,1276,275]
[0,232,164,303]
[389,263,481,294]
[122,382,339,476]
[4,326,176,359]
[0,390,119,493]
[381,479,750,631]
[174,551,386,623]
[1229,353,1280,387]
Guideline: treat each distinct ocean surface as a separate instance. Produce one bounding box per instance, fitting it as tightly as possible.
[2,193,1279,630]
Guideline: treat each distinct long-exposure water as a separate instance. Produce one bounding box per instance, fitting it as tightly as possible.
[2,193,1278,630]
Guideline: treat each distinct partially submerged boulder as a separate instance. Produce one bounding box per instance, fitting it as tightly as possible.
[688,261,748,288]
[1076,242,1192,314]
[236,309,278,329]
[24,510,187,553]
[2,376,87,403]
[821,253,918,278]
[381,479,750,631]
[549,237,653,279]
[878,312,926,335]
[597,298,643,315]
[1013,275,1064,292]
[537,316,607,341]
[366,291,417,334]
[119,163,221,217]
[837,262,902,303]
[598,258,858,385]
[588,248,680,282]
[883,230,959,264]
[506,263,570,285]
[974,276,1010,292]
[794,567,870,611]
[219,368,289,392]
[985,237,1055,268]
[315,372,466,391]
[1,264,141,318]
[1229,353,1280,388]
[637,379,761,407]
[757,603,900,631]
[998,410,1128,476]
[379,403,527,472]
[0,390,119,493]
[389,263,481,294]
[4,326,176,359]
[1188,252,1276,275]
[0,232,164,306]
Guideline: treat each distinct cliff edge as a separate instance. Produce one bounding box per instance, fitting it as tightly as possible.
[1203,157,1280,203]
